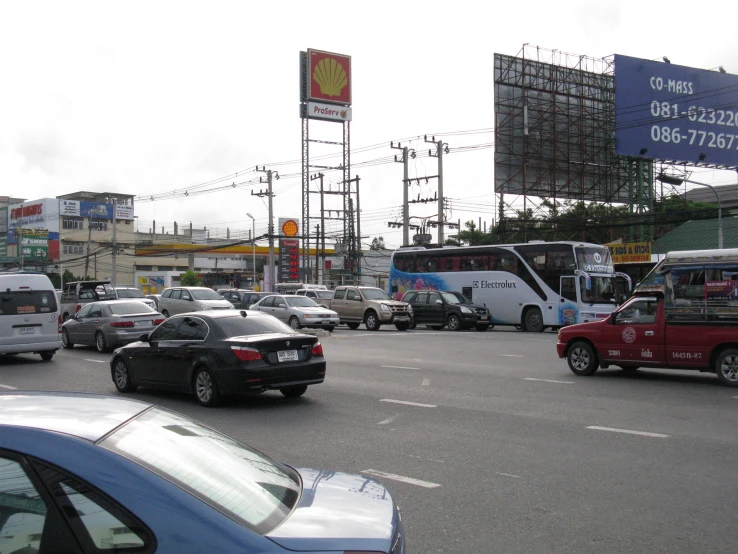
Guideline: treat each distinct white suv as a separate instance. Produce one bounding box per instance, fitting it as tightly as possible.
[115,287,157,310]
[158,287,234,317]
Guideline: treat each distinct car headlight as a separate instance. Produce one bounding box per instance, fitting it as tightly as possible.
[460,306,472,314]
[199,304,213,310]
[380,304,391,312]
[407,304,413,313]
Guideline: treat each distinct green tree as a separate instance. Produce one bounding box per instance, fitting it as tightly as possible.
[180,270,203,286]
[455,220,491,246]
[370,236,386,250]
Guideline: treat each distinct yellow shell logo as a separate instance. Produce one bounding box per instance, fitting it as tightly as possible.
[340,110,347,118]
[313,58,348,98]
[282,220,298,236]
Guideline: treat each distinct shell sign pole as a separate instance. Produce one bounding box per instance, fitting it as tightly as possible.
[308,49,351,106]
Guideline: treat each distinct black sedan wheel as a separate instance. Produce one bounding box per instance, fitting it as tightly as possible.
[113,358,136,393]
[567,341,599,376]
[95,332,109,353]
[62,329,74,349]
[280,385,308,398]
[193,367,222,407]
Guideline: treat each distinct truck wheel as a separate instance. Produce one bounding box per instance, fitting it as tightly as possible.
[346,322,360,330]
[365,311,381,331]
[716,349,738,387]
[475,324,489,332]
[567,341,599,376]
[524,308,544,333]
[447,314,462,331]
[395,322,410,331]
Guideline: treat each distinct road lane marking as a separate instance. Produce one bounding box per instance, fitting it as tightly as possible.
[587,426,669,438]
[380,399,437,408]
[421,378,431,386]
[500,354,524,358]
[524,378,575,384]
[401,453,446,464]
[84,359,107,364]
[497,472,521,478]
[378,414,400,425]
[362,469,441,489]
[0,384,17,390]
[381,365,421,370]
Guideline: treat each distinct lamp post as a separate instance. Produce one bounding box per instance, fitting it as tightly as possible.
[657,174,723,249]
[246,213,256,289]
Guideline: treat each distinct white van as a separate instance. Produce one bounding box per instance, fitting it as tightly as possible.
[0,273,62,361]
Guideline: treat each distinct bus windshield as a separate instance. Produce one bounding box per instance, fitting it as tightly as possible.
[580,276,618,304]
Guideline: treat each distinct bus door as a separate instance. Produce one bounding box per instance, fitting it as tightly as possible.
[559,276,579,326]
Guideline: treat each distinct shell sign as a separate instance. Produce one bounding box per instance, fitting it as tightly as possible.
[279,218,300,237]
[308,49,351,105]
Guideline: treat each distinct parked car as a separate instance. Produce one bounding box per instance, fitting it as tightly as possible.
[110,310,326,405]
[0,391,405,553]
[251,294,340,331]
[60,280,117,321]
[0,273,62,361]
[219,288,255,308]
[115,286,157,310]
[295,288,335,308]
[146,293,162,310]
[328,286,412,331]
[402,289,492,331]
[158,286,234,317]
[62,300,165,352]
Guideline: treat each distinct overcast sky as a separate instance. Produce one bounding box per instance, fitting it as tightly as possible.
[2,0,738,249]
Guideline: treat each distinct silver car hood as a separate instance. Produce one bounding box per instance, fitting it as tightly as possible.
[197,299,232,308]
[268,467,399,552]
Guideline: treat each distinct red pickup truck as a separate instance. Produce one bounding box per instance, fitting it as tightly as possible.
[556,292,738,387]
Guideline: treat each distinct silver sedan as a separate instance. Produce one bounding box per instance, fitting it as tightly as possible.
[62,300,165,352]
[251,294,340,331]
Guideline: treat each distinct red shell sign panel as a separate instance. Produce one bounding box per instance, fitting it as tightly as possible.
[308,49,351,105]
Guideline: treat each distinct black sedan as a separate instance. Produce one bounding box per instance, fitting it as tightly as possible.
[110,310,326,406]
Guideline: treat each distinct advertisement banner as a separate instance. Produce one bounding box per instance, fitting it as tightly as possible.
[60,200,80,216]
[0,236,6,258]
[304,101,352,122]
[607,242,652,264]
[115,204,134,220]
[21,236,48,259]
[307,49,351,105]
[705,281,738,301]
[8,199,60,235]
[80,202,113,219]
[0,207,6,234]
[278,239,300,282]
[278,218,300,237]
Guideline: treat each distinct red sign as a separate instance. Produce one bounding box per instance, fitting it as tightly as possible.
[11,203,43,219]
[308,49,351,105]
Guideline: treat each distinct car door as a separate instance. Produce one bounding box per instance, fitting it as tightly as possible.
[271,296,289,323]
[412,292,428,324]
[600,297,663,366]
[179,289,194,313]
[346,289,363,320]
[83,303,106,344]
[129,318,181,384]
[157,316,208,388]
[427,292,444,325]
[67,303,93,342]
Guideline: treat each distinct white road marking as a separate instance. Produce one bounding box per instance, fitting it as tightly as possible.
[421,378,431,386]
[378,414,400,425]
[497,472,521,478]
[401,453,446,464]
[362,469,441,489]
[587,426,669,438]
[380,399,437,408]
[84,359,107,364]
[524,378,575,384]
[500,354,524,358]
[0,384,17,390]
[381,365,421,370]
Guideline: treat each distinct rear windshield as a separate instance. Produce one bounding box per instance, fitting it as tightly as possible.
[191,289,225,301]
[109,302,157,315]
[116,289,145,299]
[80,283,117,300]
[216,315,295,336]
[0,290,58,315]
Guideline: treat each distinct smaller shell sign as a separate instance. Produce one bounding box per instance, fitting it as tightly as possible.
[279,218,300,237]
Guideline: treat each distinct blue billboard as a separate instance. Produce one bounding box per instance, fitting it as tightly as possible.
[615,54,738,168]
[80,201,113,219]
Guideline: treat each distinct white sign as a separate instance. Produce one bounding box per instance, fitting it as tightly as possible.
[306,101,352,122]
[115,204,134,220]
[60,200,80,216]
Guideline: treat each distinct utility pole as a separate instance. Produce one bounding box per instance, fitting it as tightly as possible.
[112,199,117,285]
[425,135,449,245]
[255,167,278,291]
[315,224,320,283]
[311,173,326,285]
[18,222,23,271]
[84,222,93,278]
[391,142,415,246]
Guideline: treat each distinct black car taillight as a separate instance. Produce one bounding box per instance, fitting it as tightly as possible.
[232,346,262,361]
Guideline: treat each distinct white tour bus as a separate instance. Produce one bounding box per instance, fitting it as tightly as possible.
[389,241,631,331]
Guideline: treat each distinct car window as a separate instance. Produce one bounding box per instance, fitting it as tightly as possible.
[181,291,192,301]
[176,318,208,340]
[162,289,172,298]
[428,292,441,304]
[316,291,334,299]
[88,305,104,318]
[259,296,274,308]
[616,299,657,325]
[442,291,465,304]
[286,297,318,307]
[79,290,95,300]
[109,302,157,315]
[116,289,145,299]
[347,290,361,301]
[0,290,58,315]
[76,304,93,318]
[333,289,346,300]
[0,456,48,553]
[403,291,417,303]
[150,319,180,341]
[191,289,224,301]
[416,292,428,304]
[361,288,392,300]
[170,290,182,300]
[274,297,287,308]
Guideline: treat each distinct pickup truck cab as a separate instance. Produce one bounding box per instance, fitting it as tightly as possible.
[329,286,412,331]
[557,292,738,387]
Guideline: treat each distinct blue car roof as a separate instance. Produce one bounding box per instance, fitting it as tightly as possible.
[0,392,152,441]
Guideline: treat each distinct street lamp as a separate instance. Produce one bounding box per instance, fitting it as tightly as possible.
[657,174,723,249]
[246,213,256,289]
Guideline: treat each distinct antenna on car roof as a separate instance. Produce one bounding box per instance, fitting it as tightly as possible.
[240,310,248,317]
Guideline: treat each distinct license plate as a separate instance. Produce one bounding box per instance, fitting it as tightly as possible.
[134,320,150,327]
[19,327,35,335]
[395,316,409,322]
[277,350,298,362]
[480,315,489,320]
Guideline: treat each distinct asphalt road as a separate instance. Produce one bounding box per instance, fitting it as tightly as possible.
[1,325,737,553]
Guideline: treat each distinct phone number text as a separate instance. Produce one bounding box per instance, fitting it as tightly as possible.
[650,126,738,150]
[651,102,738,127]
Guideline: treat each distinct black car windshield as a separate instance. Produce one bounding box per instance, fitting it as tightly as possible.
[362,289,391,300]
[108,302,157,315]
[217,314,296,336]
[285,297,318,307]
[191,289,225,300]
[100,407,301,535]
[116,289,145,299]
[441,292,468,305]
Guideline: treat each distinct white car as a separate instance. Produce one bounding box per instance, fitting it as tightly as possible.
[251,294,340,331]
[158,286,234,317]
[115,287,157,310]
